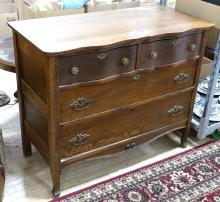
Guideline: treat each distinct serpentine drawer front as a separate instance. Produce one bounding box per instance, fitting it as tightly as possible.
[138,33,202,69]
[59,60,197,123]
[60,92,192,159]
[58,45,137,86]
[9,7,213,196]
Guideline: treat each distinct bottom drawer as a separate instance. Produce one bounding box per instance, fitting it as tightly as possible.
[61,120,187,166]
[60,91,192,159]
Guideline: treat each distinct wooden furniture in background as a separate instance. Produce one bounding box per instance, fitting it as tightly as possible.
[9,7,213,196]
[0,36,15,73]
[0,129,5,201]
[86,0,140,13]
[0,36,17,99]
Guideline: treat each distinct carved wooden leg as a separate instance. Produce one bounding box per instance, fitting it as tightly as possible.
[51,166,61,197]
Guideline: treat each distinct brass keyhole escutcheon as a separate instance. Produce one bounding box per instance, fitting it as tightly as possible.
[132,74,141,80]
[149,51,158,60]
[97,53,107,60]
[189,44,197,51]
[172,40,179,47]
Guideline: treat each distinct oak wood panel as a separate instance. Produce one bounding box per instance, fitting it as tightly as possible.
[138,33,202,69]
[23,98,48,146]
[60,60,197,123]
[8,7,214,56]
[61,120,187,167]
[58,45,137,86]
[19,49,47,102]
[23,121,49,162]
[21,80,48,120]
[60,91,192,159]
[17,35,48,68]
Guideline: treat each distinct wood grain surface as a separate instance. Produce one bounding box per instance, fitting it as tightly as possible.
[10,6,213,196]
[60,91,192,159]
[60,60,198,123]
[138,33,202,69]
[58,45,137,86]
[8,7,214,56]
[61,120,187,167]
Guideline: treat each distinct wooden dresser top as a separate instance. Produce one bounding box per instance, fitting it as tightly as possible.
[9,7,214,56]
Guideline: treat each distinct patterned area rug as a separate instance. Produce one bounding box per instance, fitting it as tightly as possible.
[52,140,220,202]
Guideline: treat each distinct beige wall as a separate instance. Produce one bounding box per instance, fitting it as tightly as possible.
[176,0,220,49]
[176,0,220,29]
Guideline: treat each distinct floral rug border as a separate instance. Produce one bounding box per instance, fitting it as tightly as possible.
[51,139,219,202]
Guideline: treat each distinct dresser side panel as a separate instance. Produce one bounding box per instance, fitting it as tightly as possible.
[23,97,48,146]
[17,36,48,103]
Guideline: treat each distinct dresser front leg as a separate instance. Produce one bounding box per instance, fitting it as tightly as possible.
[51,167,61,197]
[52,184,61,198]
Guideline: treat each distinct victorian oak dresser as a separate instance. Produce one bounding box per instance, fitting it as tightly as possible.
[8,7,213,196]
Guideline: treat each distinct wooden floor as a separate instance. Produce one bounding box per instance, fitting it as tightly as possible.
[0,67,212,202]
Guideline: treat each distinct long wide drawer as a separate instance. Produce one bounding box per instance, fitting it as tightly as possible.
[60,91,192,159]
[59,60,197,123]
[58,45,137,86]
[138,33,202,69]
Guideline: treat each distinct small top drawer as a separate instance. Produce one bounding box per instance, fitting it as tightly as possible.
[58,45,137,86]
[138,33,202,69]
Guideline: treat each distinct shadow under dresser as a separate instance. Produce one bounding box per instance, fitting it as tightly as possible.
[8,7,213,197]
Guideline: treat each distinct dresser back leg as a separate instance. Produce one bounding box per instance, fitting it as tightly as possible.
[180,128,189,148]
[12,32,32,157]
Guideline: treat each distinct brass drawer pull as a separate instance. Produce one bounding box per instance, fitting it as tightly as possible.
[168,105,184,117]
[130,142,136,148]
[122,57,130,66]
[70,66,79,75]
[174,73,189,83]
[97,53,107,60]
[69,133,90,146]
[125,142,136,150]
[125,144,130,150]
[189,44,197,51]
[70,97,91,111]
[132,74,141,80]
[149,51,158,60]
